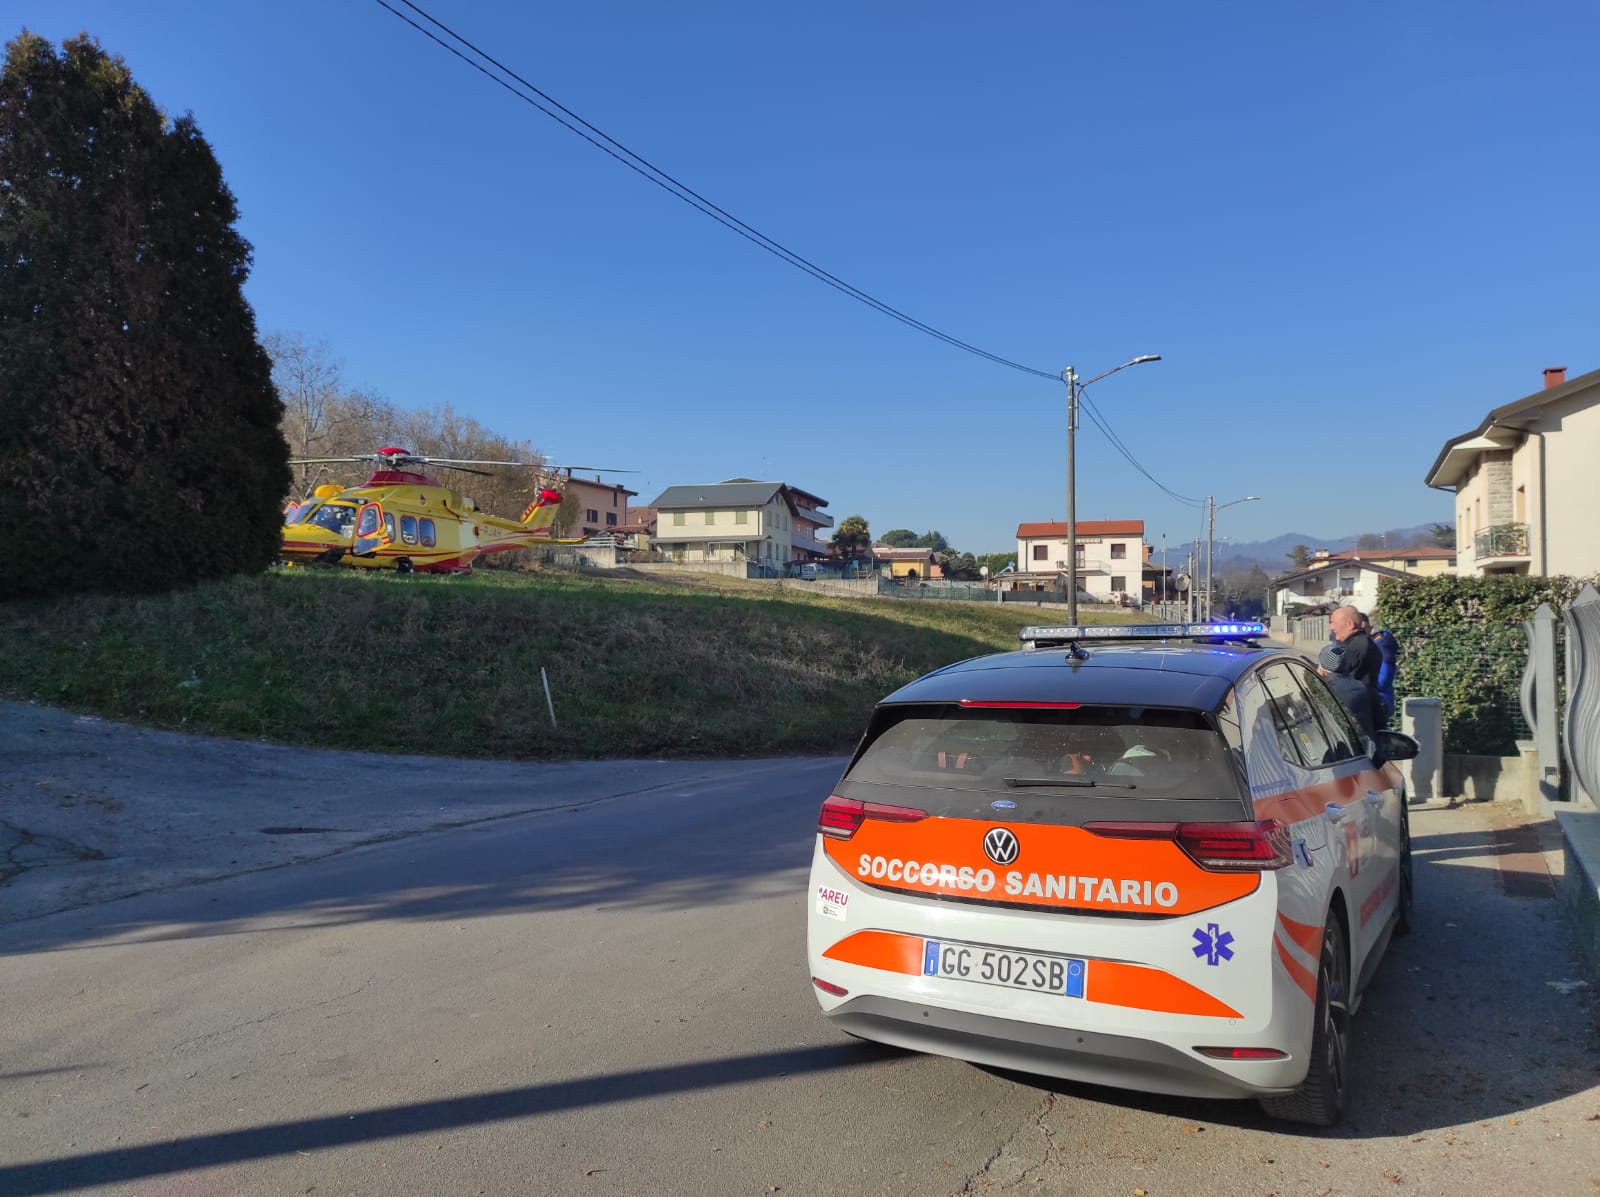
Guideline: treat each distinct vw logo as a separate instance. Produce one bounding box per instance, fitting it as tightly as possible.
[983,827,1020,866]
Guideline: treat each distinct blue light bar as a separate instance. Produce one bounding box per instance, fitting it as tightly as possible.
[1019,621,1266,644]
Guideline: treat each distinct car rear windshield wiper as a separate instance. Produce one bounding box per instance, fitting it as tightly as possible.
[1003,776,1137,790]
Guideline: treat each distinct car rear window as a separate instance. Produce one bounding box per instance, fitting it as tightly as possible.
[845,704,1242,805]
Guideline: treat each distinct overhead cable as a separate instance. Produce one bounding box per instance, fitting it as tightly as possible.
[373,0,1199,504]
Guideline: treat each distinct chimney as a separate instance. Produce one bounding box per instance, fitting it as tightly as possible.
[1544,366,1567,390]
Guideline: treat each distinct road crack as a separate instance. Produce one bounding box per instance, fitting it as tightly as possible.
[168,980,373,1053]
[958,1091,1058,1194]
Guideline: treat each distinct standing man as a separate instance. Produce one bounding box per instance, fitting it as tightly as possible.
[1330,605,1383,692]
[1318,642,1378,745]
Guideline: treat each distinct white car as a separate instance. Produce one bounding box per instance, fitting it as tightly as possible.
[807,622,1417,1125]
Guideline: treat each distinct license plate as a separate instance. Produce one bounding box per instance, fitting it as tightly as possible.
[922,939,1085,997]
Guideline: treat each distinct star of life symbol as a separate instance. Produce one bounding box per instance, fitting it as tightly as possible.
[1192,922,1234,966]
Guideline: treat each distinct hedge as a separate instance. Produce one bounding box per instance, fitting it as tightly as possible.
[1375,574,1598,755]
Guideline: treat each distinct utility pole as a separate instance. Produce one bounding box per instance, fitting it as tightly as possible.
[1206,495,1260,620]
[1205,496,1215,622]
[1064,366,1079,624]
[1059,355,1160,625]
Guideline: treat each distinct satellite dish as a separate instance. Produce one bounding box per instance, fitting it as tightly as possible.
[1176,572,1191,592]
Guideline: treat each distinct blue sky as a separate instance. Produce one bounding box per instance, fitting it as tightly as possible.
[21,2,1600,556]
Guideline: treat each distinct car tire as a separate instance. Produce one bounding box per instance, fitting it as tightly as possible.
[1394,807,1414,937]
[1259,914,1350,1127]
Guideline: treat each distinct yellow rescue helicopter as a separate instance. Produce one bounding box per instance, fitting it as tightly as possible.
[280,447,625,574]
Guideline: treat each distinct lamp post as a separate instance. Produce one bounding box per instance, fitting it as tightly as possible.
[1061,354,1161,622]
[1205,494,1259,619]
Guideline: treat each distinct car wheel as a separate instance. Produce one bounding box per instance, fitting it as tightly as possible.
[1394,807,1414,937]
[1259,915,1350,1127]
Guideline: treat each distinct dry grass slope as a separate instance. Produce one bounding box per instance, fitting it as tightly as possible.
[0,567,1143,759]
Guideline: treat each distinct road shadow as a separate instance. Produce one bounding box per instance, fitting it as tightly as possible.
[0,1040,900,1195]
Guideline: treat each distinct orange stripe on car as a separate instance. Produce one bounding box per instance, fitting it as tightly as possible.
[822,930,924,976]
[825,819,1258,916]
[1086,961,1242,1019]
[1276,912,1322,958]
[1252,768,1392,825]
[1273,933,1318,1001]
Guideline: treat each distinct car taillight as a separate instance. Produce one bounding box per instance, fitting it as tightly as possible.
[1176,820,1292,871]
[1083,818,1291,872]
[813,977,848,996]
[817,795,927,840]
[1194,1046,1287,1060]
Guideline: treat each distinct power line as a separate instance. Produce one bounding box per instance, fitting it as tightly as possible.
[373,0,1202,507]
[1078,392,1204,507]
[376,0,1059,381]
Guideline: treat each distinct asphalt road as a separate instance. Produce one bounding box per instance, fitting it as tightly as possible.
[3,711,1598,1196]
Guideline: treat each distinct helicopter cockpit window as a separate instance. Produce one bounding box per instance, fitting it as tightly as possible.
[305,503,355,534]
[356,505,383,537]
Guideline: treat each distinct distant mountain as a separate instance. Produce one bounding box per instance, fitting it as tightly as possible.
[1211,524,1443,575]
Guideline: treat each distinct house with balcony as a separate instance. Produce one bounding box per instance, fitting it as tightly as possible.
[1268,559,1409,616]
[1425,365,1600,577]
[1015,519,1146,604]
[650,479,832,567]
[561,475,639,539]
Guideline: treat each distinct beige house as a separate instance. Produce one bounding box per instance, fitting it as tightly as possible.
[1426,365,1600,576]
[1308,547,1457,577]
[651,479,832,566]
[1015,519,1146,604]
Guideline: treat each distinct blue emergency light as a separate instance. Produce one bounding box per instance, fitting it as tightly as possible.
[1019,621,1266,644]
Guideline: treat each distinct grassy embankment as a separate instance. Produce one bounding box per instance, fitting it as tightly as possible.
[0,568,1143,759]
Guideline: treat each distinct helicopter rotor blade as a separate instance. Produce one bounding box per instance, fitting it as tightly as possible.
[544,465,638,474]
[429,463,494,476]
[412,457,546,468]
[288,456,376,465]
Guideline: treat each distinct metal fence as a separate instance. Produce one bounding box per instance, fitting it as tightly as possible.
[878,578,993,601]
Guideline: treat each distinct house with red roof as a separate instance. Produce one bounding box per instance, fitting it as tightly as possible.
[1014,519,1148,605]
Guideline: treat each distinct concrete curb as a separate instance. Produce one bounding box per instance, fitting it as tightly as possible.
[1555,807,1600,980]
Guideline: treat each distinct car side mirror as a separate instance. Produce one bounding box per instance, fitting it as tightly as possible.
[1374,729,1419,761]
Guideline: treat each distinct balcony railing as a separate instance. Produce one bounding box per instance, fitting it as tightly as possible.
[1474,522,1529,559]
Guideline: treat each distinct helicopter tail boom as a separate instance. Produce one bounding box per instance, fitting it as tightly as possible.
[519,487,564,531]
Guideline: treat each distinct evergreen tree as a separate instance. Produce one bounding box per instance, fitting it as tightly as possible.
[0,32,288,598]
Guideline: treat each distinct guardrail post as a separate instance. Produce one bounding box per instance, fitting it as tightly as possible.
[1563,584,1600,808]
[1401,696,1444,803]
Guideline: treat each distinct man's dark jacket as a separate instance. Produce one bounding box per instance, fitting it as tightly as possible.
[1339,629,1384,691]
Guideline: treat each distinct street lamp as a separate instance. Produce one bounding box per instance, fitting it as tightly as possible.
[1061,354,1161,622]
[1205,495,1259,619]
